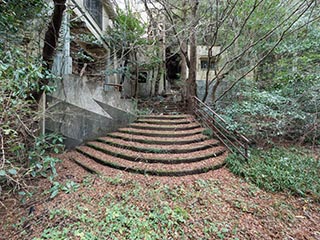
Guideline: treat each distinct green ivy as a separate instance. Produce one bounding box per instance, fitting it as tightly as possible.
[0,1,64,198]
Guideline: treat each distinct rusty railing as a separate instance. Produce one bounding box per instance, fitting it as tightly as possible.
[191,96,250,160]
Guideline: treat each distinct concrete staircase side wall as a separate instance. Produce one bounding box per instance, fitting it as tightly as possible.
[46,75,136,148]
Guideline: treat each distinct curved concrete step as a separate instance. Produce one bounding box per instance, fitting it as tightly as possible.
[97,137,220,154]
[107,132,208,145]
[82,141,226,164]
[70,154,100,175]
[129,122,201,131]
[73,147,227,176]
[117,127,205,138]
[136,118,193,125]
[139,114,192,120]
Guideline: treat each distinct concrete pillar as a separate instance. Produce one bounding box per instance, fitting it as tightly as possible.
[52,5,72,76]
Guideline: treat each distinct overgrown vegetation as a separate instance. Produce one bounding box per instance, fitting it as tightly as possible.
[218,21,320,145]
[105,7,163,97]
[227,147,320,200]
[6,173,319,239]
[0,1,64,203]
[1,3,319,236]
[36,201,188,239]
[219,22,319,199]
[202,128,213,138]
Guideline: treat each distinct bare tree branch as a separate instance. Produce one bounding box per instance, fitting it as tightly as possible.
[214,0,315,103]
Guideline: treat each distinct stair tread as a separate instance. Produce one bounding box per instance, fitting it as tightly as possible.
[130,122,200,130]
[108,132,207,141]
[139,114,192,119]
[84,141,225,162]
[107,132,208,144]
[66,112,229,176]
[118,127,205,136]
[136,118,193,124]
[74,146,227,175]
[98,136,220,152]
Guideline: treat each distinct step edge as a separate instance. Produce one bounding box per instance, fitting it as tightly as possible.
[97,138,219,154]
[106,133,208,145]
[75,148,227,176]
[83,143,226,164]
[117,129,204,138]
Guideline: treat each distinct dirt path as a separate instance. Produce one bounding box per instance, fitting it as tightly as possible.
[1,155,320,239]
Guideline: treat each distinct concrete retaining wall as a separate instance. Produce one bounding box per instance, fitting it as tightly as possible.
[46,75,136,148]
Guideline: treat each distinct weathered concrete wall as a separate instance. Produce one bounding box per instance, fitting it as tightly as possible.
[196,46,220,82]
[46,75,136,148]
[121,69,160,98]
[196,79,228,104]
[185,45,221,82]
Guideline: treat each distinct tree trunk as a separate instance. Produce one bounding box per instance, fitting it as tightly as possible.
[186,0,199,108]
[133,51,139,98]
[211,76,221,104]
[180,41,187,102]
[42,0,67,69]
[202,48,212,102]
[31,0,66,101]
[154,64,162,95]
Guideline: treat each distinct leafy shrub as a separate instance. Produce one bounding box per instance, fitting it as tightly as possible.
[217,22,319,144]
[36,201,188,239]
[0,47,63,200]
[219,81,319,144]
[227,147,320,199]
[202,128,213,138]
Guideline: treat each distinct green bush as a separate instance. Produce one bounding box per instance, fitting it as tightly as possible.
[227,147,320,199]
[202,128,213,138]
[36,201,188,239]
[219,81,319,143]
[217,22,319,144]
[0,46,63,199]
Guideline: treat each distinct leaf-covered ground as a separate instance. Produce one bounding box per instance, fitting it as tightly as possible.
[1,155,319,240]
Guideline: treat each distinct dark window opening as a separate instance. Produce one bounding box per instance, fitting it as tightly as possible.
[84,0,103,29]
[165,47,181,84]
[200,59,215,70]
[138,72,148,83]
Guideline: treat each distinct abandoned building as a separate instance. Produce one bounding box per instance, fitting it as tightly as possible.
[46,0,136,148]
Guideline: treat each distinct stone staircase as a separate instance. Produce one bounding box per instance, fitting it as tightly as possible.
[138,98,185,114]
[69,114,228,176]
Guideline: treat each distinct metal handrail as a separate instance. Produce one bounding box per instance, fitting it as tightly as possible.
[192,96,249,160]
